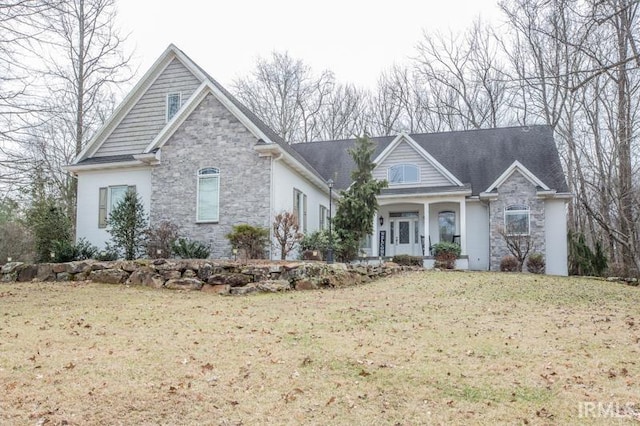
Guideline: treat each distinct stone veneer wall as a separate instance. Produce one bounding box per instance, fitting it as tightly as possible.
[150,93,271,259]
[489,172,545,271]
[0,260,416,295]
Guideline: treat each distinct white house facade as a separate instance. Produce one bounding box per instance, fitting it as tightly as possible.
[66,44,571,275]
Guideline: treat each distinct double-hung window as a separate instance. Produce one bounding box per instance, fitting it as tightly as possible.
[197,168,220,222]
[388,164,419,184]
[505,204,530,235]
[98,185,136,228]
[293,189,307,232]
[319,205,329,230]
[166,92,181,122]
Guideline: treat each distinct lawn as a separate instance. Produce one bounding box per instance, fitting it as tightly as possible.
[1,271,639,425]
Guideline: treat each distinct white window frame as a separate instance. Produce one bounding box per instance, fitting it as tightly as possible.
[108,185,129,215]
[166,92,182,122]
[388,164,420,184]
[196,167,220,223]
[293,188,307,232]
[504,204,530,236]
[319,205,329,230]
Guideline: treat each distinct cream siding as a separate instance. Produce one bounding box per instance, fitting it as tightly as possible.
[94,58,202,157]
[373,140,452,187]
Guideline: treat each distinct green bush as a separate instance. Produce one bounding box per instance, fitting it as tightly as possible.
[500,255,519,272]
[526,253,545,274]
[432,242,460,269]
[51,238,98,263]
[95,247,119,261]
[392,255,423,266]
[27,197,72,262]
[226,224,269,259]
[300,230,330,255]
[171,238,211,259]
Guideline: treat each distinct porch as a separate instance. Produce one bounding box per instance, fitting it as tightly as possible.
[361,189,473,266]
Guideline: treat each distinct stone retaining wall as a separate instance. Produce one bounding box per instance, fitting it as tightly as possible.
[0,259,417,295]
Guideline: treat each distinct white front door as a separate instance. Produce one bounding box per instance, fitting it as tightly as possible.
[389,214,420,256]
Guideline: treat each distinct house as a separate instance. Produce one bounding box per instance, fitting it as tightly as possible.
[66,44,571,275]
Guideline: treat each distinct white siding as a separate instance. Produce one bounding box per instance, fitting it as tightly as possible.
[545,199,568,275]
[76,168,152,249]
[373,140,452,187]
[94,58,202,157]
[272,160,330,259]
[466,201,490,270]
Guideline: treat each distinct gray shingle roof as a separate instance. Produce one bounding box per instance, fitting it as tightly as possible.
[76,154,135,165]
[291,126,569,195]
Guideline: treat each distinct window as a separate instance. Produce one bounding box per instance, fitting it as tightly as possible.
[197,168,220,222]
[438,211,456,243]
[98,185,135,228]
[505,204,530,235]
[319,205,329,230]
[388,164,419,184]
[166,92,181,121]
[293,189,307,232]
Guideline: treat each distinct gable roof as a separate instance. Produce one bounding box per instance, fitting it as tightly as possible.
[373,133,463,186]
[291,126,569,195]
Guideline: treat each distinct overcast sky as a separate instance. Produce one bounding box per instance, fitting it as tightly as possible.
[116,0,503,90]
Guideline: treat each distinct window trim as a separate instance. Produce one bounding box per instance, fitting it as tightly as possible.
[196,167,220,223]
[388,164,420,184]
[504,204,530,236]
[98,185,136,228]
[293,188,308,233]
[166,92,182,122]
[438,210,456,243]
[319,205,329,230]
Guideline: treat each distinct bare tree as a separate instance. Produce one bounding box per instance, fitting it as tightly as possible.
[4,0,133,224]
[272,211,303,260]
[233,51,334,143]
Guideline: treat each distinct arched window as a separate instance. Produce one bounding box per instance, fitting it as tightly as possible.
[438,211,456,243]
[388,164,419,184]
[505,204,529,235]
[197,167,220,222]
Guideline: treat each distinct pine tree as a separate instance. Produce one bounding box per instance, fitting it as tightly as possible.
[107,190,148,260]
[333,135,387,260]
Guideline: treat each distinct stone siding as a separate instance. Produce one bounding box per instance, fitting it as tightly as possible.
[489,172,545,271]
[150,93,271,259]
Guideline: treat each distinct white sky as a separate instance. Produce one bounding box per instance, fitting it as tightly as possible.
[116,0,503,90]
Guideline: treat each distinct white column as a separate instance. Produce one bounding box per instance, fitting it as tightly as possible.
[460,198,467,255]
[423,201,430,255]
[373,213,379,257]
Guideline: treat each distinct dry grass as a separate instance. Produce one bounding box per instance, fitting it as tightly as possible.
[1,271,639,425]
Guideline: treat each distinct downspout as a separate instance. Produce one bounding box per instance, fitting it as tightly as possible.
[269,152,284,260]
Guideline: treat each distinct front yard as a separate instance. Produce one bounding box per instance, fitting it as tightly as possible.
[1,271,638,425]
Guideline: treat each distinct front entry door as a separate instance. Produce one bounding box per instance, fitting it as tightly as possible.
[389,212,420,256]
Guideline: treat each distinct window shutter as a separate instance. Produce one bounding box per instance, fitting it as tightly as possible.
[303,194,307,232]
[98,187,107,228]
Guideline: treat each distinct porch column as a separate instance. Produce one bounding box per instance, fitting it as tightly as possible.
[373,212,379,257]
[460,198,467,255]
[423,202,430,256]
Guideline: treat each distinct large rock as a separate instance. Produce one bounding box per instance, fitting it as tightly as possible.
[1,262,23,274]
[202,284,230,295]
[197,263,214,281]
[52,263,67,273]
[207,273,251,287]
[127,266,165,288]
[65,261,90,274]
[17,264,38,282]
[165,278,203,291]
[230,283,259,295]
[294,279,319,291]
[162,270,182,280]
[89,268,128,284]
[257,280,291,292]
[36,264,55,282]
